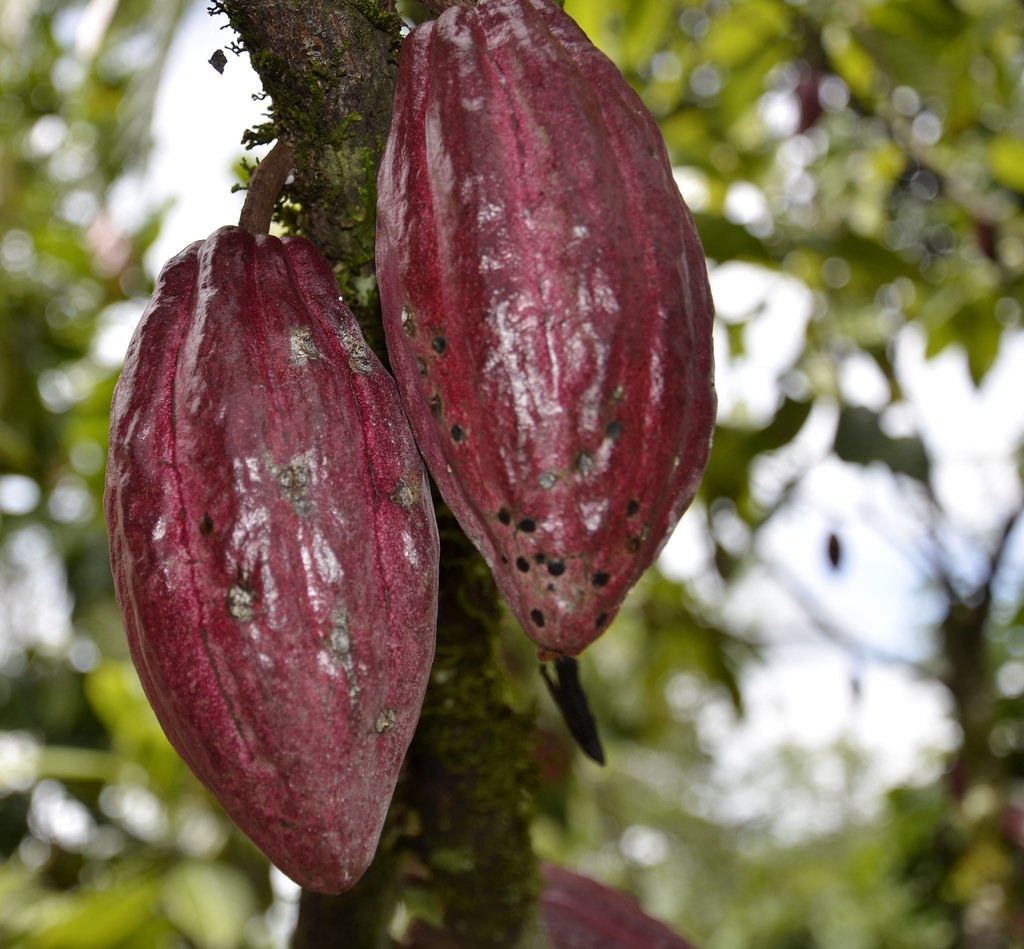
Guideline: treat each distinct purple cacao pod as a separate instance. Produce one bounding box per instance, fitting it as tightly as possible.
[376,0,716,657]
[104,226,438,893]
[541,864,698,949]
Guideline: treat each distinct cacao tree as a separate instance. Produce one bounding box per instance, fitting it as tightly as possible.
[1,0,1023,948]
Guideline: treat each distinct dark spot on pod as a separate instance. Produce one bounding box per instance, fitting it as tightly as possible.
[592,572,610,587]
[498,507,512,525]
[450,424,464,442]
[531,609,545,628]
[547,560,566,576]
[595,613,608,628]
[417,356,428,377]
[518,518,536,533]
[626,536,641,552]
[534,552,546,564]
[547,583,556,591]
[431,335,447,354]
[429,395,442,418]
[627,499,640,517]
[575,452,594,474]
[605,420,623,440]
[516,556,530,572]
[500,555,509,565]
[199,513,214,535]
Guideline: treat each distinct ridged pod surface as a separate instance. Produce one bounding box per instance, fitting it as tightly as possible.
[376,0,715,657]
[541,864,698,948]
[104,226,439,893]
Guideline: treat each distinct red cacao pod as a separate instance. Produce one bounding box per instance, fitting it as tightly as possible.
[541,864,698,949]
[104,226,438,893]
[376,0,716,657]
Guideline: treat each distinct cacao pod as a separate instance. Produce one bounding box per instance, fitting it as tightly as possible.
[376,0,716,657]
[104,226,438,893]
[541,864,698,949]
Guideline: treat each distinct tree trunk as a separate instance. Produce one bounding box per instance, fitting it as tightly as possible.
[216,2,545,944]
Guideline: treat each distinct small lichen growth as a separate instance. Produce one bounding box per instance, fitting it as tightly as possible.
[269,456,312,515]
[228,584,255,621]
[329,610,351,656]
[328,607,359,706]
[390,478,421,509]
[375,707,397,734]
[401,305,417,337]
[290,327,321,364]
[339,329,374,374]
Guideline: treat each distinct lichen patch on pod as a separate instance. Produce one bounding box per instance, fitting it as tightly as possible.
[378,0,714,659]
[104,226,439,894]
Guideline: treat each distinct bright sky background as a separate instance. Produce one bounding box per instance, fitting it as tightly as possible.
[102,1,1024,838]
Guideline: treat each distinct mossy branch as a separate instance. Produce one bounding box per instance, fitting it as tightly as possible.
[215,2,545,945]
[406,507,542,948]
[219,0,403,353]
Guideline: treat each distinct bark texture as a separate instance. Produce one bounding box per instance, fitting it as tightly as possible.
[215,1,544,944]
[219,0,403,352]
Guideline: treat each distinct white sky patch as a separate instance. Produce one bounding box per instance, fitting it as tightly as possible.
[111,3,267,282]
[693,651,957,838]
[709,262,813,423]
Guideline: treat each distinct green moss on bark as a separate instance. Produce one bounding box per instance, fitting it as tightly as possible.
[408,505,542,947]
[219,0,403,354]
[215,4,546,946]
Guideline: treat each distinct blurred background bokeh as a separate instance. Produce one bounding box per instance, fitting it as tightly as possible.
[1,0,1023,945]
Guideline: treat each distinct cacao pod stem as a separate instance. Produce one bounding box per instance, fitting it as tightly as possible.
[238,140,294,235]
[540,658,605,766]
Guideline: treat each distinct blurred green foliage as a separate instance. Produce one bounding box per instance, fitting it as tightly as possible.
[2,0,1023,946]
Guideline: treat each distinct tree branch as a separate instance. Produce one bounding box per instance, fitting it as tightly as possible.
[406,507,543,948]
[219,0,404,352]
[215,3,546,945]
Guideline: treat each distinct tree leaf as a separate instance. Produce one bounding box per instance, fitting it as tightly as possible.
[29,878,160,949]
[987,135,1024,193]
[161,861,258,949]
[834,405,931,483]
